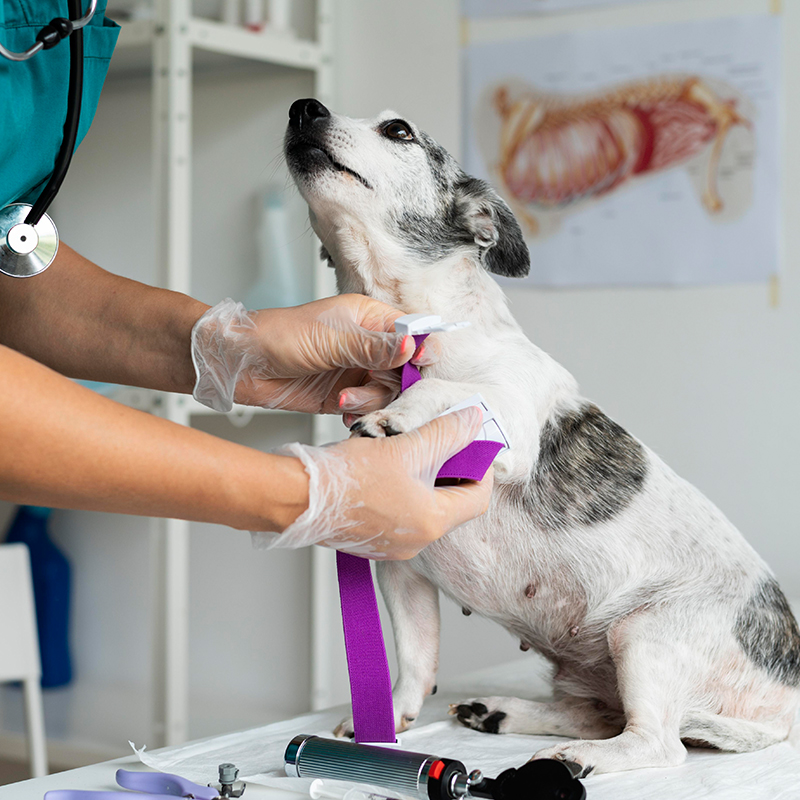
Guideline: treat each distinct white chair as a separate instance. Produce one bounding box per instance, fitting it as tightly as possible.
[0,543,48,778]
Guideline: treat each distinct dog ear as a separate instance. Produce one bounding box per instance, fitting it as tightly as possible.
[455,177,530,278]
[320,244,335,268]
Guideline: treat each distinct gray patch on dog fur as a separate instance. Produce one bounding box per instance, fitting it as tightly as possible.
[394,204,472,262]
[522,403,648,530]
[418,130,454,192]
[393,176,530,277]
[392,132,530,277]
[734,578,800,686]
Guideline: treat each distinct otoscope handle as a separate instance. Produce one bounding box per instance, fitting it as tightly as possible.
[285,735,465,800]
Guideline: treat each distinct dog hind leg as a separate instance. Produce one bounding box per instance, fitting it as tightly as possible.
[533,609,691,776]
[451,694,623,739]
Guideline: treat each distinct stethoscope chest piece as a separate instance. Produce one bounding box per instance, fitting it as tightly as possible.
[0,203,59,277]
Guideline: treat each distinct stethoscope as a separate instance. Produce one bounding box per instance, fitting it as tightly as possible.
[0,0,97,278]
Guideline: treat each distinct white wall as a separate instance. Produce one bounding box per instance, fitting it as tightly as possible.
[3,0,798,762]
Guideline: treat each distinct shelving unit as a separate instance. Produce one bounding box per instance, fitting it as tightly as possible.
[109,0,340,748]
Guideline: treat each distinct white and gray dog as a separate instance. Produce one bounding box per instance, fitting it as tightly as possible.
[284,98,800,777]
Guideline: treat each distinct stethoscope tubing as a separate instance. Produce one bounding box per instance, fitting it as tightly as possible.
[25,0,85,227]
[0,0,91,276]
[0,0,97,61]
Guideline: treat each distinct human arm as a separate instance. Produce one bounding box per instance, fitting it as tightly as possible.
[1,344,491,557]
[0,342,306,530]
[0,243,427,414]
[0,242,206,394]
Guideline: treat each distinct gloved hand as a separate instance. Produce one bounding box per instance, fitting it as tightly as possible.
[191,295,437,414]
[252,407,493,560]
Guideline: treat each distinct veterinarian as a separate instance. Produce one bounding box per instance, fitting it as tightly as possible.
[0,0,492,559]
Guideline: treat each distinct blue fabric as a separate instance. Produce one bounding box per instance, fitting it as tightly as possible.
[0,1,120,208]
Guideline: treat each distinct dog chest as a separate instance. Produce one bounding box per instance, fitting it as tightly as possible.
[410,517,593,654]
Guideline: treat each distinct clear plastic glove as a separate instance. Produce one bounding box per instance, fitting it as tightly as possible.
[191,295,437,414]
[252,407,493,560]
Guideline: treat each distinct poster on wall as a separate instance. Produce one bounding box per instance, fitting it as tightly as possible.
[463,14,780,287]
[463,0,668,17]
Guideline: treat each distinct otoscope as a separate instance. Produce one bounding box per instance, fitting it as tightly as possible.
[284,735,586,800]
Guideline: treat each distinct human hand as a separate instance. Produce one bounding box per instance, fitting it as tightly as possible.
[191,295,436,413]
[251,407,494,560]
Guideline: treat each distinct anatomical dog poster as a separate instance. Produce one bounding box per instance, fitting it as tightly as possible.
[463,14,780,287]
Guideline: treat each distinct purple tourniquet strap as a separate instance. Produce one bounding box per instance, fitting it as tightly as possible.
[336,331,502,743]
[403,333,503,478]
[336,551,397,744]
[400,334,429,392]
[437,439,504,480]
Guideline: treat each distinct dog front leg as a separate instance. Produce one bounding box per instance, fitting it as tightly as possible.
[350,378,482,440]
[378,561,441,733]
[350,378,532,481]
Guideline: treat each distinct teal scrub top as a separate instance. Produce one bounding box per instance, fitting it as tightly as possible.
[0,1,120,209]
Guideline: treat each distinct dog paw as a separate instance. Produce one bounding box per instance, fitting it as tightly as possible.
[397,712,419,732]
[350,409,415,438]
[333,717,355,739]
[534,731,686,776]
[332,707,424,740]
[531,743,597,779]
[449,698,509,734]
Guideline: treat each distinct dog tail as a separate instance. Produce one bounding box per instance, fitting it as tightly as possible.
[681,712,790,753]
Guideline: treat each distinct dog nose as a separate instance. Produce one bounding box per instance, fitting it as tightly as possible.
[289,98,330,131]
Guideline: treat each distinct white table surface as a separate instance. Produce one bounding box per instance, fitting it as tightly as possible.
[4,658,800,800]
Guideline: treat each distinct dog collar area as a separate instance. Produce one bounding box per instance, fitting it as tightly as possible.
[394,313,471,337]
[393,314,510,453]
[438,393,510,453]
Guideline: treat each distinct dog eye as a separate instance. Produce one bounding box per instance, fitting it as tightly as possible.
[383,120,414,141]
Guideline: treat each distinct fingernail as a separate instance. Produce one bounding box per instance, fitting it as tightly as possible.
[340,389,376,412]
[410,344,427,365]
[402,335,413,353]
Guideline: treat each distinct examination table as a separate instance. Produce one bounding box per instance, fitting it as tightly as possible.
[4,659,799,800]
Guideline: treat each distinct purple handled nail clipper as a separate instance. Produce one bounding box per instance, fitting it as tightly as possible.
[44,764,245,800]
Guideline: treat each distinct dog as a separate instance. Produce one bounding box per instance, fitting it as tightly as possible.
[284,97,800,777]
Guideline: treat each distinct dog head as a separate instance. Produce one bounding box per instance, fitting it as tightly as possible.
[284,99,530,282]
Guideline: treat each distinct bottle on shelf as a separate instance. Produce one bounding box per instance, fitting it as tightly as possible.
[5,506,73,688]
[267,0,292,34]
[243,0,264,31]
[219,0,294,35]
[243,187,304,310]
